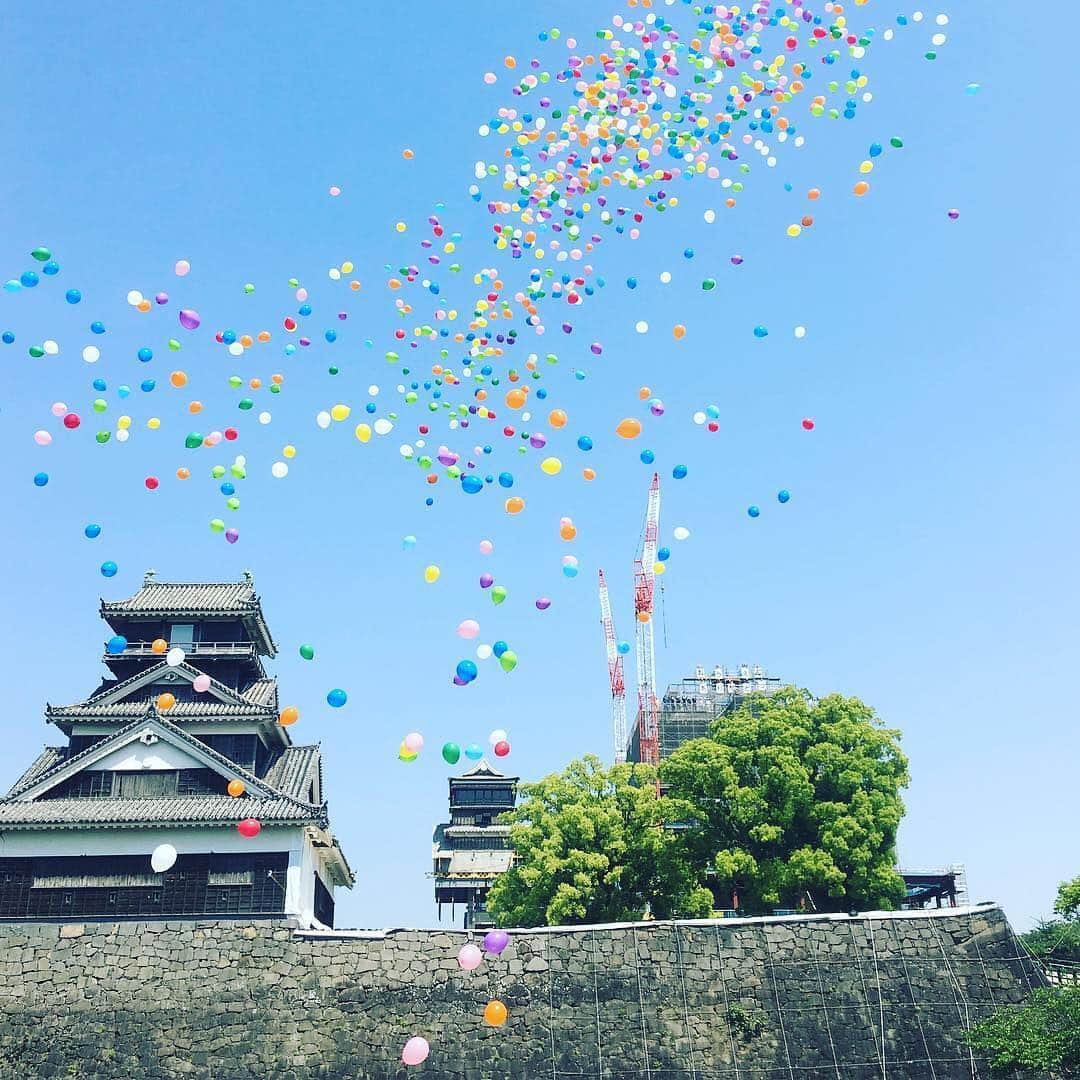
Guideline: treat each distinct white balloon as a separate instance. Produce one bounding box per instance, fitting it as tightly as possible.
[476,644,493,661]
[150,844,177,873]
[373,418,393,435]
[316,411,331,429]
[228,341,244,356]
[271,461,288,479]
[258,411,271,424]
[115,429,130,443]
[489,729,508,745]
[673,526,690,541]
[166,647,185,667]
[43,340,59,355]
[126,290,143,306]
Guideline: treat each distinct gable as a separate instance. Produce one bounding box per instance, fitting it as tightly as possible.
[15,718,277,803]
[88,661,252,709]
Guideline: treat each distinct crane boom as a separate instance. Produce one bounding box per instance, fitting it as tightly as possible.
[598,569,628,764]
[633,473,661,766]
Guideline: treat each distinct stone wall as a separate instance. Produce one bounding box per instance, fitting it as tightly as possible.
[0,905,1045,1079]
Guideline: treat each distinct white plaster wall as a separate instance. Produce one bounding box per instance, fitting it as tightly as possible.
[92,742,206,771]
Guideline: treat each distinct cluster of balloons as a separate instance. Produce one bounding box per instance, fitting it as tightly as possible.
[398,732,424,762]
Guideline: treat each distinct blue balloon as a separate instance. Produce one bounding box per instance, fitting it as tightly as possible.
[92,378,106,392]
[747,506,761,519]
[402,535,417,550]
[298,303,312,317]
[464,743,484,761]
[577,435,593,452]
[84,523,101,539]
[106,635,128,655]
[657,547,671,562]
[118,385,131,399]
[492,641,508,658]
[461,475,484,495]
[497,472,514,488]
[640,449,655,465]
[20,271,39,289]
[2,330,15,345]
[220,482,235,496]
[100,561,118,577]
[326,688,348,708]
[65,289,82,305]
[672,464,688,480]
[626,276,638,289]
[222,330,237,345]
[90,321,106,334]
[42,261,59,276]
[325,330,337,343]
[33,472,49,487]
[456,660,478,683]
[617,640,631,655]
[140,379,156,392]
[753,326,769,339]
[777,489,791,504]
[562,564,579,579]
[137,347,153,362]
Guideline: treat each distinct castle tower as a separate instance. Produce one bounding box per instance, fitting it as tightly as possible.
[431,759,517,928]
[0,572,352,927]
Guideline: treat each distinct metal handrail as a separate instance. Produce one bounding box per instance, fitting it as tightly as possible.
[104,641,256,656]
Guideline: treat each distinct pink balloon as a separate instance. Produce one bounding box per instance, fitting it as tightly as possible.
[401,1037,430,1066]
[479,539,494,555]
[457,619,480,639]
[178,308,201,330]
[457,944,483,971]
[404,732,424,754]
[51,402,67,417]
[192,674,211,693]
[329,185,341,197]
[34,430,52,446]
[296,288,308,302]
[174,260,191,276]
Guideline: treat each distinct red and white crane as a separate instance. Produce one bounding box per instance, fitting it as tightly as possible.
[597,569,627,764]
[633,473,661,766]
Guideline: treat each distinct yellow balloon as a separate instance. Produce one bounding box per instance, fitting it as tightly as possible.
[147,417,161,430]
[355,423,372,443]
[424,565,441,584]
[540,457,562,476]
[283,444,296,459]
[117,415,132,430]
[331,404,351,422]
[653,561,666,575]
[341,261,354,274]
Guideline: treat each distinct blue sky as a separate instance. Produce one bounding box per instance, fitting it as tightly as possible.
[1,1,1076,931]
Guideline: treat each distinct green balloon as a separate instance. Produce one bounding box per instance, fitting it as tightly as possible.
[238,398,254,410]
[184,432,204,449]
[442,742,461,765]
[28,345,45,358]
[701,278,716,291]
[168,338,181,352]
[243,283,255,294]
[209,518,225,533]
[95,431,110,444]
[491,585,508,606]
[30,247,51,262]
[299,644,315,661]
[499,651,518,673]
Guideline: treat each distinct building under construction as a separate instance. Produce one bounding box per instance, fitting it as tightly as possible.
[626,664,781,762]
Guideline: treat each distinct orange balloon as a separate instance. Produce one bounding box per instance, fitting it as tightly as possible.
[151,639,168,654]
[250,378,261,390]
[505,496,525,515]
[559,524,577,541]
[582,468,596,481]
[188,401,202,414]
[505,388,527,410]
[240,335,253,348]
[484,1000,508,1027]
[548,409,568,429]
[638,386,651,400]
[227,779,245,798]
[279,706,300,727]
[137,299,152,312]
[170,371,187,388]
[176,468,191,480]
[801,216,814,228]
[673,324,686,340]
[156,693,176,711]
[807,188,821,200]
[615,417,642,440]
[257,331,271,343]
[853,181,869,197]
[637,611,651,624]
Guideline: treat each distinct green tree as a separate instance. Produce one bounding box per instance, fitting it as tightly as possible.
[486,755,713,927]
[661,687,909,914]
[1054,875,1080,920]
[966,987,1080,1077]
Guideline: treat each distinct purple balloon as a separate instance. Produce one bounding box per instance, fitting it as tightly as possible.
[483,930,509,955]
[225,528,239,544]
[453,675,467,686]
[535,598,551,610]
[479,573,494,589]
[178,308,201,330]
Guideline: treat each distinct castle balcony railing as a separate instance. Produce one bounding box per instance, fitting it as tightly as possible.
[103,641,257,660]
[1044,958,1080,986]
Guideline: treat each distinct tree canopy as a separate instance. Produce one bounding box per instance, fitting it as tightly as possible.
[660,687,909,914]
[486,756,712,927]
[966,987,1080,1076]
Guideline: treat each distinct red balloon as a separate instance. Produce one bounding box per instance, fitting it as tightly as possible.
[801,418,815,431]
[63,413,81,429]
[224,427,239,441]
[144,476,159,491]
[237,818,261,838]
[494,740,511,757]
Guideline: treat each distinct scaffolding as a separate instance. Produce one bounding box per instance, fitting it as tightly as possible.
[628,664,781,762]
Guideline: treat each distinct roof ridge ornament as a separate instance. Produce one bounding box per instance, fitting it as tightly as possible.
[144,569,157,585]
[241,569,254,585]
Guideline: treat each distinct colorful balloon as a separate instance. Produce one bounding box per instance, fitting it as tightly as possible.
[457,944,483,971]
[401,1037,430,1067]
[442,742,461,765]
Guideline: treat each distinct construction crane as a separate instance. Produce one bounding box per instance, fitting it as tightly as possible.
[597,569,627,764]
[633,473,661,766]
